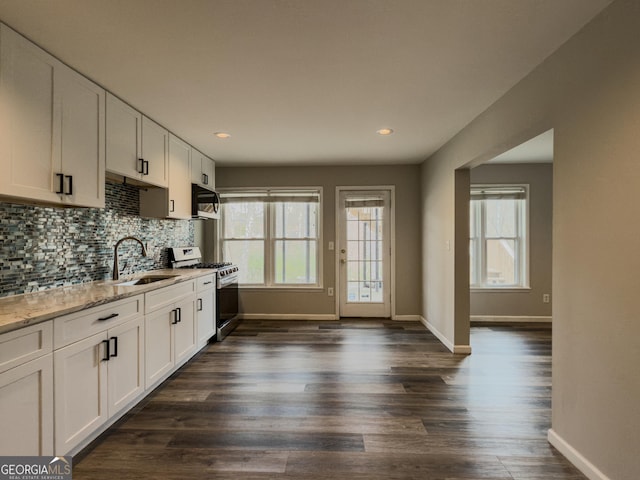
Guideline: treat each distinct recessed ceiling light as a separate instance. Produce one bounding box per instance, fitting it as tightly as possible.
[214,132,231,139]
[376,128,394,136]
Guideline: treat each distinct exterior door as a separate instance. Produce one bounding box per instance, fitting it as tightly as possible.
[338,189,392,317]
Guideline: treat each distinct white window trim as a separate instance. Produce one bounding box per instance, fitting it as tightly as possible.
[218,186,323,289]
[470,183,530,289]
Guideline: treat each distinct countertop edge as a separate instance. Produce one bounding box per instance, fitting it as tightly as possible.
[0,269,216,335]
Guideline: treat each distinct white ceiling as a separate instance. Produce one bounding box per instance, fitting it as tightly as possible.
[488,129,554,164]
[0,0,610,166]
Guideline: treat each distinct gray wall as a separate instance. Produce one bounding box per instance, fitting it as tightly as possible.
[420,1,639,478]
[470,163,553,318]
[215,164,422,318]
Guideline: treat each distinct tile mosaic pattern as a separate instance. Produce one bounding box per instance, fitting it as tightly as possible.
[0,181,194,297]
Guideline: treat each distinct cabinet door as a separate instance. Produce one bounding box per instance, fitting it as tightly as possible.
[144,308,174,389]
[0,25,61,204]
[141,116,168,188]
[196,288,215,348]
[106,92,142,180]
[174,298,196,366]
[168,134,192,219]
[191,148,215,189]
[54,332,108,454]
[202,155,215,190]
[55,65,105,208]
[0,354,53,455]
[107,317,144,416]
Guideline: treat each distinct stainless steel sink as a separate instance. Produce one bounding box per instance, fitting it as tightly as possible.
[115,275,178,286]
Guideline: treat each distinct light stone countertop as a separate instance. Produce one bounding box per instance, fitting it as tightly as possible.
[0,268,217,335]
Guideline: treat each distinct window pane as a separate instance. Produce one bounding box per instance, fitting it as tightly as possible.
[485,199,516,237]
[224,240,264,284]
[274,240,317,284]
[469,239,477,285]
[486,239,516,285]
[274,202,318,238]
[223,203,264,238]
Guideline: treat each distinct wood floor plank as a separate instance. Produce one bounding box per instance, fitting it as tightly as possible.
[73,320,587,480]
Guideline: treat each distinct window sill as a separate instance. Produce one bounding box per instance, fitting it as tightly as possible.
[471,287,532,293]
[240,286,325,293]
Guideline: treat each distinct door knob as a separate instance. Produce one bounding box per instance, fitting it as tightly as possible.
[341,249,346,254]
[340,259,346,264]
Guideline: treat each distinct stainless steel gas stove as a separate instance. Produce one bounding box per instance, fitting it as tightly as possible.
[170,247,240,340]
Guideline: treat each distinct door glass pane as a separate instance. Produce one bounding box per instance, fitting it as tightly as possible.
[344,202,384,304]
[486,239,516,285]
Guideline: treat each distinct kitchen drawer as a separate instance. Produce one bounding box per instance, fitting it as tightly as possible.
[145,280,196,314]
[196,274,215,292]
[54,295,144,349]
[0,322,53,374]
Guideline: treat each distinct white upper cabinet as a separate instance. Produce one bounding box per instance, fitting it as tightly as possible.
[191,147,215,190]
[0,24,105,208]
[168,134,192,219]
[140,134,192,219]
[105,93,168,188]
[141,116,169,187]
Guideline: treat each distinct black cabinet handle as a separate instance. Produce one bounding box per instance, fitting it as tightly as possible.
[203,281,213,285]
[56,173,64,194]
[143,160,149,175]
[65,175,73,195]
[138,158,145,174]
[101,339,110,362]
[202,173,208,185]
[171,309,179,325]
[110,336,118,358]
[98,313,119,322]
[170,200,175,212]
[197,298,203,311]
[176,307,182,323]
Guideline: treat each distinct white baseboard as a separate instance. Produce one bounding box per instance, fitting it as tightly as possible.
[420,316,472,355]
[548,429,611,480]
[392,314,422,321]
[471,315,552,323]
[239,313,339,321]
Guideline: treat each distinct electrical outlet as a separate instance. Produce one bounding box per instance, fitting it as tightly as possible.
[328,287,334,296]
[543,294,550,303]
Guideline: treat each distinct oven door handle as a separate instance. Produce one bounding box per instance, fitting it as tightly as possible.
[218,276,238,288]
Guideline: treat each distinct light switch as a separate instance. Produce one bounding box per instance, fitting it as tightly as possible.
[328,241,334,251]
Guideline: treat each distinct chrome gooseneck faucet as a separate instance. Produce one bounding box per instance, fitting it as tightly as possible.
[113,236,148,280]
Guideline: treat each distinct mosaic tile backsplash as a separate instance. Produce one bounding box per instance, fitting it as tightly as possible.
[0,181,194,297]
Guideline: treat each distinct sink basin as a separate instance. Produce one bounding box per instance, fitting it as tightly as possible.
[115,275,178,286]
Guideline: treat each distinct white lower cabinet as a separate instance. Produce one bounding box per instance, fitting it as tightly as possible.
[0,321,54,456]
[0,354,54,455]
[54,332,108,454]
[3,278,205,456]
[196,274,216,349]
[145,294,196,389]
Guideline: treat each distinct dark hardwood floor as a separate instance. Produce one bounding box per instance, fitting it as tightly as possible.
[74,320,586,479]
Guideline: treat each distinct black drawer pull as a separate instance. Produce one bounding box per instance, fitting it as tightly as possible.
[110,336,118,358]
[101,339,110,362]
[65,175,73,195]
[98,313,119,322]
[203,281,213,285]
[56,173,64,194]
[171,309,179,325]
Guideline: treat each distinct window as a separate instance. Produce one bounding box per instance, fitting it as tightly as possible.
[470,185,528,288]
[220,189,321,287]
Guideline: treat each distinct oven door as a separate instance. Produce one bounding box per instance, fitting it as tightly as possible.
[217,275,239,336]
